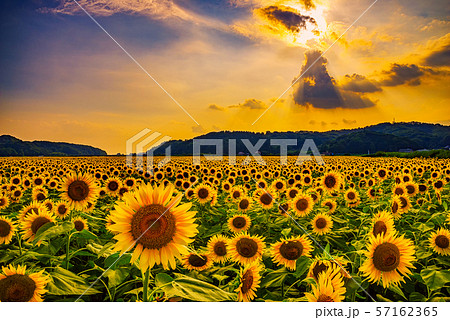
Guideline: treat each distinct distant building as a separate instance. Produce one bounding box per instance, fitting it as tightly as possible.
[398,148,413,153]
[416,149,430,152]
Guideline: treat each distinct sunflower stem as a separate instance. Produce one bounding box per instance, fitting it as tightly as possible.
[142,269,150,302]
[65,232,72,269]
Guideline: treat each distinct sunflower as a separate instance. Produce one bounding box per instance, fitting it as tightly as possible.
[291,193,314,217]
[376,168,388,180]
[322,199,337,214]
[404,182,419,197]
[322,172,341,192]
[311,214,333,235]
[0,265,49,302]
[0,216,17,245]
[236,262,262,302]
[397,195,411,214]
[308,257,350,281]
[344,188,360,207]
[105,178,122,195]
[207,234,229,263]
[366,188,376,200]
[429,229,450,256]
[305,266,346,302]
[108,183,198,271]
[392,184,406,196]
[18,201,47,221]
[360,232,415,288]
[182,252,213,271]
[228,214,251,233]
[193,183,214,204]
[61,172,99,210]
[31,187,47,202]
[228,232,265,265]
[0,196,9,210]
[21,210,56,244]
[271,235,313,270]
[230,186,245,201]
[433,179,445,193]
[255,188,276,209]
[237,196,252,212]
[72,217,88,232]
[285,187,300,200]
[371,211,395,237]
[255,179,267,190]
[271,179,286,192]
[54,201,70,219]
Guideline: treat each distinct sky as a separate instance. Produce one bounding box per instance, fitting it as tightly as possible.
[0,0,449,154]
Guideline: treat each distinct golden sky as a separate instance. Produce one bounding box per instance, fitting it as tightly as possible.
[0,0,449,154]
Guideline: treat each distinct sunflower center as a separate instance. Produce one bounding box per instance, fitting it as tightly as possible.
[0,199,5,206]
[347,192,356,200]
[373,243,400,272]
[280,241,303,260]
[379,170,386,178]
[213,241,227,256]
[0,220,11,237]
[239,199,249,210]
[198,188,209,199]
[418,185,427,192]
[312,262,328,279]
[435,235,449,249]
[36,193,45,201]
[289,189,298,198]
[275,182,283,189]
[315,218,327,229]
[399,197,408,208]
[31,217,51,234]
[406,185,415,194]
[296,198,308,211]
[317,294,334,302]
[68,180,90,201]
[57,206,67,216]
[373,221,387,236]
[232,217,247,229]
[241,270,254,294]
[434,181,443,188]
[236,238,258,258]
[324,175,336,188]
[0,274,36,302]
[130,204,175,249]
[108,181,119,191]
[392,201,399,214]
[325,202,333,210]
[188,254,207,267]
[74,220,85,232]
[260,193,272,205]
[233,191,241,198]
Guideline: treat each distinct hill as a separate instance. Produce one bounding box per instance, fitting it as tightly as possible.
[0,135,107,156]
[152,122,450,155]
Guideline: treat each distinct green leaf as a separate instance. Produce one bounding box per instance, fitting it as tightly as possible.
[293,256,311,278]
[281,228,291,237]
[46,267,101,296]
[32,221,74,244]
[389,284,407,300]
[104,252,131,270]
[105,268,128,288]
[260,267,289,288]
[420,268,450,291]
[155,273,236,302]
[74,229,97,240]
[443,201,448,211]
[409,292,426,302]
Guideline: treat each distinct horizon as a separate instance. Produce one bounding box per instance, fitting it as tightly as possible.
[1,0,449,154]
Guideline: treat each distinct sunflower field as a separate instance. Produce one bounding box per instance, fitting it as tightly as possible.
[0,156,449,302]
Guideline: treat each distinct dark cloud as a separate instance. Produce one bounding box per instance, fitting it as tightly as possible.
[228,98,266,109]
[424,44,450,67]
[208,99,266,111]
[342,119,357,125]
[341,74,382,93]
[380,63,425,86]
[208,104,225,111]
[259,5,316,33]
[292,50,376,109]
